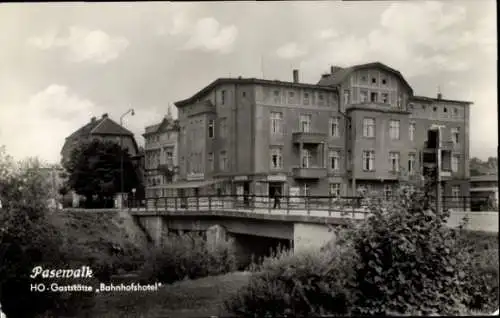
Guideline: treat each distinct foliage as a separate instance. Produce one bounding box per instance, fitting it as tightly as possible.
[224,240,358,317]
[0,147,95,318]
[62,139,142,208]
[138,232,237,285]
[470,156,498,176]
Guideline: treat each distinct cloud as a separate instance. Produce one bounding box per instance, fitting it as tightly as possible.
[27,26,129,64]
[276,42,308,59]
[302,1,475,78]
[180,17,238,54]
[315,28,340,40]
[0,85,97,163]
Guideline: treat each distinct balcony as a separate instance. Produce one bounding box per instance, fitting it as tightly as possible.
[292,132,327,144]
[292,167,327,179]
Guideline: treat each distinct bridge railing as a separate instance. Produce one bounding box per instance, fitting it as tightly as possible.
[129,195,372,219]
[128,194,490,217]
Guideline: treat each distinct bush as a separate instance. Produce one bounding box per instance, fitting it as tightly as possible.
[225,182,499,317]
[225,239,358,317]
[0,152,95,317]
[138,232,237,285]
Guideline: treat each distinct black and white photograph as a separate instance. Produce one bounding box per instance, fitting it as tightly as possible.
[0,1,498,317]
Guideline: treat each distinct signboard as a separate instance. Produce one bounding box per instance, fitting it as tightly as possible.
[267,174,287,182]
[187,173,204,181]
[234,176,248,181]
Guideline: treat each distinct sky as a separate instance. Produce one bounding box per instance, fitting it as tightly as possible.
[0,1,497,164]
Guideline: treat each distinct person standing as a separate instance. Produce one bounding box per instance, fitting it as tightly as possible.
[273,188,281,209]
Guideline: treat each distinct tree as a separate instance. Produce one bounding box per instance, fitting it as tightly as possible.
[0,147,95,317]
[62,139,142,208]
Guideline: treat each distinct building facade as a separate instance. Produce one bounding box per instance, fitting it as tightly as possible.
[469,175,498,210]
[143,113,180,198]
[172,62,472,199]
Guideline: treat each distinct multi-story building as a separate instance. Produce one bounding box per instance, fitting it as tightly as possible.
[143,111,180,198]
[172,62,472,199]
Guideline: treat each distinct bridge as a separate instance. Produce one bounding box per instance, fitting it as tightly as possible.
[128,195,497,267]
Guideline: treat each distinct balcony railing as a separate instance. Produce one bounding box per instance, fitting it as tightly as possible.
[292,132,327,144]
[292,167,328,179]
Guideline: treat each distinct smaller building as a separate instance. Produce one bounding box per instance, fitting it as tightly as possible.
[470,174,498,210]
[143,110,180,198]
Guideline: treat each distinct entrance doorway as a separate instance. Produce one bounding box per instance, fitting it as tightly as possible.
[269,182,283,197]
[243,182,250,207]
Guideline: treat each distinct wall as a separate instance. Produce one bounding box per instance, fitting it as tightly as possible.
[293,222,336,252]
[447,211,499,233]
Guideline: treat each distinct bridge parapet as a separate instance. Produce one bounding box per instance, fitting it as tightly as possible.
[128,195,370,221]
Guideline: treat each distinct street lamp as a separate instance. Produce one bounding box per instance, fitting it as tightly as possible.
[120,108,135,207]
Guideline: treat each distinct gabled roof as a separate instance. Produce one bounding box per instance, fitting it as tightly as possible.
[91,117,134,136]
[317,62,414,95]
[143,117,180,136]
[67,115,133,141]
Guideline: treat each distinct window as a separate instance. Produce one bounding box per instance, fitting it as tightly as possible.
[166,151,173,165]
[288,91,295,103]
[382,78,387,85]
[318,93,324,101]
[360,90,368,102]
[389,120,400,140]
[301,149,312,168]
[219,151,228,171]
[221,90,226,105]
[208,152,214,171]
[299,114,312,132]
[452,186,460,199]
[219,117,227,138]
[362,151,375,171]
[397,96,402,108]
[451,128,460,144]
[303,92,310,105]
[384,184,392,199]
[453,108,459,117]
[208,120,215,138]
[382,93,389,104]
[408,153,416,174]
[273,90,281,104]
[329,117,339,137]
[370,92,378,102]
[361,75,367,82]
[409,122,416,141]
[329,183,341,197]
[433,107,437,112]
[452,155,459,172]
[363,118,375,138]
[372,77,377,84]
[270,147,283,169]
[343,90,350,105]
[329,150,340,171]
[444,107,448,113]
[389,152,400,172]
[271,112,283,135]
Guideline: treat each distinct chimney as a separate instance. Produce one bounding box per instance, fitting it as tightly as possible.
[437,93,442,100]
[90,116,96,123]
[102,113,108,119]
[330,66,343,74]
[293,69,299,83]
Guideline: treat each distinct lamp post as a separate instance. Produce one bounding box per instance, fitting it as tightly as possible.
[120,108,135,208]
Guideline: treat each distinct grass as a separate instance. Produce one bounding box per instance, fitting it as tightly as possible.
[86,271,252,318]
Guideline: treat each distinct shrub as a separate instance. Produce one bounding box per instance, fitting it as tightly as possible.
[138,232,237,285]
[225,238,358,317]
[0,152,95,317]
[348,187,483,316]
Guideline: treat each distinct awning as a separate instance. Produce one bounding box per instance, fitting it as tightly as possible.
[164,179,226,189]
